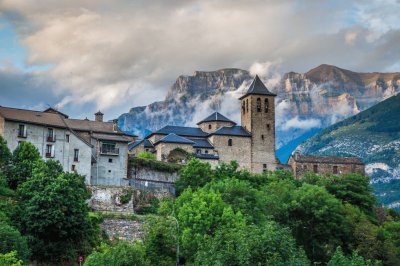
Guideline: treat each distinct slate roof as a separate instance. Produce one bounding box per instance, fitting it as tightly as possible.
[148,125,209,138]
[92,133,133,142]
[0,106,137,138]
[209,126,251,137]
[189,138,214,149]
[129,139,155,150]
[154,133,195,145]
[195,153,219,160]
[197,112,236,125]
[293,155,364,165]
[239,75,277,100]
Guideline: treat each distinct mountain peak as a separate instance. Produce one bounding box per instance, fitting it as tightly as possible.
[305,64,363,85]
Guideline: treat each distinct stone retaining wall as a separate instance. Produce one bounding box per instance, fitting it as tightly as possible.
[101,218,145,242]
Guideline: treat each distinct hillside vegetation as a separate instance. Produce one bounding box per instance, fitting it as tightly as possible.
[300,93,400,207]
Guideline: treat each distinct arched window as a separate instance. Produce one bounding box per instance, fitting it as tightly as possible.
[228,139,233,146]
[246,99,249,113]
[242,101,245,114]
[208,124,212,130]
[264,98,269,113]
[267,124,270,130]
[257,98,261,112]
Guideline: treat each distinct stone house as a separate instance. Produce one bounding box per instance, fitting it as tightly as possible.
[288,152,365,178]
[0,107,136,185]
[130,75,280,173]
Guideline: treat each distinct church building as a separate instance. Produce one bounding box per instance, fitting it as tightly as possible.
[129,75,280,173]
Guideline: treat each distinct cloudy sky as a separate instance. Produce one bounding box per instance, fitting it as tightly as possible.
[0,0,399,120]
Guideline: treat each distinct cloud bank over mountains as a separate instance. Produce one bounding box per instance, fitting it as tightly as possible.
[0,0,399,119]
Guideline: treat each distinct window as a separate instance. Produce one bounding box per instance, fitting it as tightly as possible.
[18,124,26,138]
[101,141,119,155]
[145,149,149,152]
[108,170,111,173]
[208,124,212,130]
[228,139,233,146]
[256,98,261,112]
[205,150,209,154]
[47,128,55,142]
[242,102,245,114]
[71,165,76,172]
[46,144,54,158]
[261,134,264,140]
[264,98,269,113]
[74,149,79,162]
[196,149,201,154]
[303,165,308,171]
[263,164,267,172]
[66,134,70,143]
[267,124,271,130]
[246,99,249,112]
[313,164,318,173]
[109,158,113,163]
[333,166,338,174]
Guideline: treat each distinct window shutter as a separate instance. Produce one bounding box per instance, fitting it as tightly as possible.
[23,126,27,137]
[51,145,55,157]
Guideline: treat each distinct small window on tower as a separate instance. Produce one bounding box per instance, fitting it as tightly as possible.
[205,150,209,154]
[256,98,261,112]
[208,124,212,130]
[263,164,267,173]
[242,102,245,114]
[265,98,269,113]
[267,124,270,130]
[246,99,249,112]
[228,139,233,146]
[261,134,264,140]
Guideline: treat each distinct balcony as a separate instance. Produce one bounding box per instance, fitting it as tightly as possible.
[100,146,119,155]
[47,135,56,142]
[45,152,54,158]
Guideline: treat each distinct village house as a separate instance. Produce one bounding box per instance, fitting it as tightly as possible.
[0,107,136,185]
[288,152,365,178]
[130,75,280,173]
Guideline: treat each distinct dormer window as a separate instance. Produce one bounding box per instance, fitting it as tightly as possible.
[265,98,269,113]
[257,98,261,112]
[208,124,212,130]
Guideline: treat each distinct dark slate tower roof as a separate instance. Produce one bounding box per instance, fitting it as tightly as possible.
[154,133,195,145]
[239,75,277,100]
[196,112,236,125]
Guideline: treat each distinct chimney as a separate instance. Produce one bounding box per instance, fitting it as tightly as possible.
[113,119,118,132]
[95,111,104,122]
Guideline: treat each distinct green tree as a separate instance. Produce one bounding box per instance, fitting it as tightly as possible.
[14,160,95,263]
[175,187,245,262]
[195,221,309,266]
[288,184,349,263]
[0,251,23,266]
[175,158,213,195]
[0,135,11,172]
[137,151,156,160]
[8,141,41,189]
[0,222,30,263]
[84,241,148,266]
[144,216,178,266]
[324,173,377,218]
[327,247,381,266]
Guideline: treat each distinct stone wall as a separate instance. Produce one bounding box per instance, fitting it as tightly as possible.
[156,142,193,161]
[288,157,365,178]
[0,116,4,136]
[199,121,235,133]
[209,135,251,170]
[101,218,144,242]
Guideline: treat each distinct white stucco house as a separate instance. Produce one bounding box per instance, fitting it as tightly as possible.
[0,107,136,185]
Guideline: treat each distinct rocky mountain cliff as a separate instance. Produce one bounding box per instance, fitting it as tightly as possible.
[119,64,400,161]
[298,93,400,209]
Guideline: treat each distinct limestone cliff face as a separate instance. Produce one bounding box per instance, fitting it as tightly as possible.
[119,65,400,148]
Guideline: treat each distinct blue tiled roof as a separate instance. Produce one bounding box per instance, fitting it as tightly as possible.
[155,133,195,145]
[239,75,276,99]
[150,125,209,138]
[210,126,251,137]
[128,139,154,150]
[189,138,214,149]
[128,140,141,150]
[197,112,236,125]
[195,153,219,160]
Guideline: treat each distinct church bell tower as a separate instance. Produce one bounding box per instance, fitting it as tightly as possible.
[240,75,278,172]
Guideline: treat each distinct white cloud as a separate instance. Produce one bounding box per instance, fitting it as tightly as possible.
[281,116,321,131]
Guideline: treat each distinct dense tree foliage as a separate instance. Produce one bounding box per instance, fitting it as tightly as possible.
[0,222,30,263]
[0,251,23,266]
[84,241,148,266]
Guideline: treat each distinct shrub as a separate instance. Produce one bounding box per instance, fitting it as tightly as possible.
[137,151,156,160]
